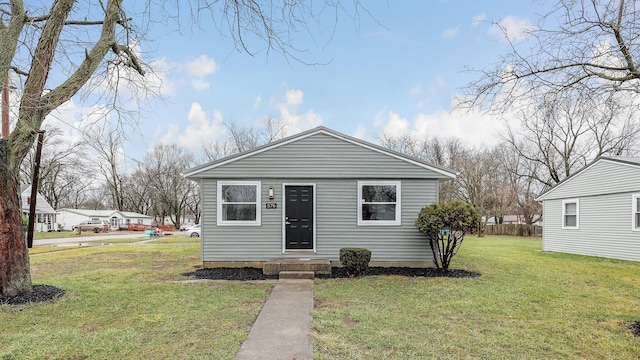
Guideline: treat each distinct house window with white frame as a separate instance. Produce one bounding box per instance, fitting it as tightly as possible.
[218,181,261,225]
[562,199,579,229]
[357,181,401,226]
[633,194,640,231]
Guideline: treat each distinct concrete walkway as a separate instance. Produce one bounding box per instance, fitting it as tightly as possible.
[235,279,314,360]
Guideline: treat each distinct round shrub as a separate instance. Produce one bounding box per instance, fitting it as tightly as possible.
[339,248,372,277]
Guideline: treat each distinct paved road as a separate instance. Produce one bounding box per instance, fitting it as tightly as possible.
[32,232,148,246]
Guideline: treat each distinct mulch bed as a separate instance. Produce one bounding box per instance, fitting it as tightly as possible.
[0,285,65,306]
[630,320,640,337]
[184,267,481,281]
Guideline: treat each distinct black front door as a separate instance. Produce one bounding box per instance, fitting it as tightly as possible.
[285,185,314,250]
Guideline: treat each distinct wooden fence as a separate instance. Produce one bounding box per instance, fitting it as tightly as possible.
[484,224,542,237]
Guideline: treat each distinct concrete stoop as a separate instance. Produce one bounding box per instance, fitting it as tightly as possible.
[279,271,315,280]
[263,258,331,276]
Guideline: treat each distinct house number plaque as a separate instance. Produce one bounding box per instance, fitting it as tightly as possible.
[266,203,277,209]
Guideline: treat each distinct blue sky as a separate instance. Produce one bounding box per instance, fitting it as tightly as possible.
[44,1,547,164]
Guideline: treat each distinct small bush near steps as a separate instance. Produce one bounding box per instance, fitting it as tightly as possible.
[339,248,372,277]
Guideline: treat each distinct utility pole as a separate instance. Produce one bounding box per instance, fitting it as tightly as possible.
[27,131,45,248]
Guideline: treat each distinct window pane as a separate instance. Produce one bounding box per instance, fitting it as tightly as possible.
[222,185,256,203]
[565,215,576,227]
[565,202,576,215]
[636,213,640,229]
[636,198,640,212]
[362,204,397,221]
[362,185,396,203]
[222,204,257,221]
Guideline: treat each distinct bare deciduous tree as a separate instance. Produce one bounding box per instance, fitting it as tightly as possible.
[83,128,128,211]
[142,144,196,229]
[201,116,287,162]
[378,132,466,202]
[19,126,86,209]
[502,91,639,189]
[0,0,369,296]
[464,0,640,112]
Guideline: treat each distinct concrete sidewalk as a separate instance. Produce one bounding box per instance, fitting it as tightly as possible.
[235,279,314,360]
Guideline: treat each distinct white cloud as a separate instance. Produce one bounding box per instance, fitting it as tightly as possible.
[254,95,263,108]
[377,111,410,138]
[276,89,322,135]
[489,16,534,42]
[472,13,486,26]
[374,105,501,149]
[442,25,461,39]
[409,83,423,96]
[352,124,367,140]
[191,78,210,91]
[184,54,218,91]
[185,54,217,77]
[285,89,304,107]
[161,102,225,149]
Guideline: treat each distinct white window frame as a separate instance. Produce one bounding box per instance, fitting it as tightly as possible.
[562,199,579,230]
[633,194,640,231]
[217,181,261,226]
[357,181,401,226]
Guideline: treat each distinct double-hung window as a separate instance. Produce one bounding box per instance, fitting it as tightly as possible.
[562,199,579,229]
[633,194,640,231]
[217,181,261,226]
[357,181,401,226]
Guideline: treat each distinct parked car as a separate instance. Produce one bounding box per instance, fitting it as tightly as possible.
[72,220,109,233]
[180,222,196,231]
[185,224,200,237]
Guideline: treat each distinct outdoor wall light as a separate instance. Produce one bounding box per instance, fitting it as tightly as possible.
[268,186,275,199]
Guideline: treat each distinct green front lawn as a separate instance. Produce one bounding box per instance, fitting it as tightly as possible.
[313,236,640,359]
[1,244,272,360]
[4,236,640,359]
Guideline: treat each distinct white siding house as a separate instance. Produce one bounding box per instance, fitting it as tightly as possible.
[536,156,640,262]
[20,185,57,232]
[185,126,457,268]
[56,209,153,230]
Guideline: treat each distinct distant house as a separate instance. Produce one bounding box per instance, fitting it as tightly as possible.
[20,185,57,232]
[56,208,153,231]
[536,156,640,262]
[185,126,457,268]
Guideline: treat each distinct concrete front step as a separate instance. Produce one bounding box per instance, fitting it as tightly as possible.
[279,271,315,280]
[263,258,332,275]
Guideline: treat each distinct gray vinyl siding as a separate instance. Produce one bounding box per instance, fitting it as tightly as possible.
[201,178,436,262]
[194,133,445,179]
[540,158,640,262]
[543,192,640,261]
[539,160,640,200]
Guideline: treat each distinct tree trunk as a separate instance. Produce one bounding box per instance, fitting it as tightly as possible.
[0,140,32,296]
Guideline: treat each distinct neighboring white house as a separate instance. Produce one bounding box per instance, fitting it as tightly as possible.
[185,126,458,268]
[20,185,57,232]
[56,208,153,231]
[536,156,640,262]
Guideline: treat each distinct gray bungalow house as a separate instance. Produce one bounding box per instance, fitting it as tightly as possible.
[536,156,640,262]
[185,126,457,268]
